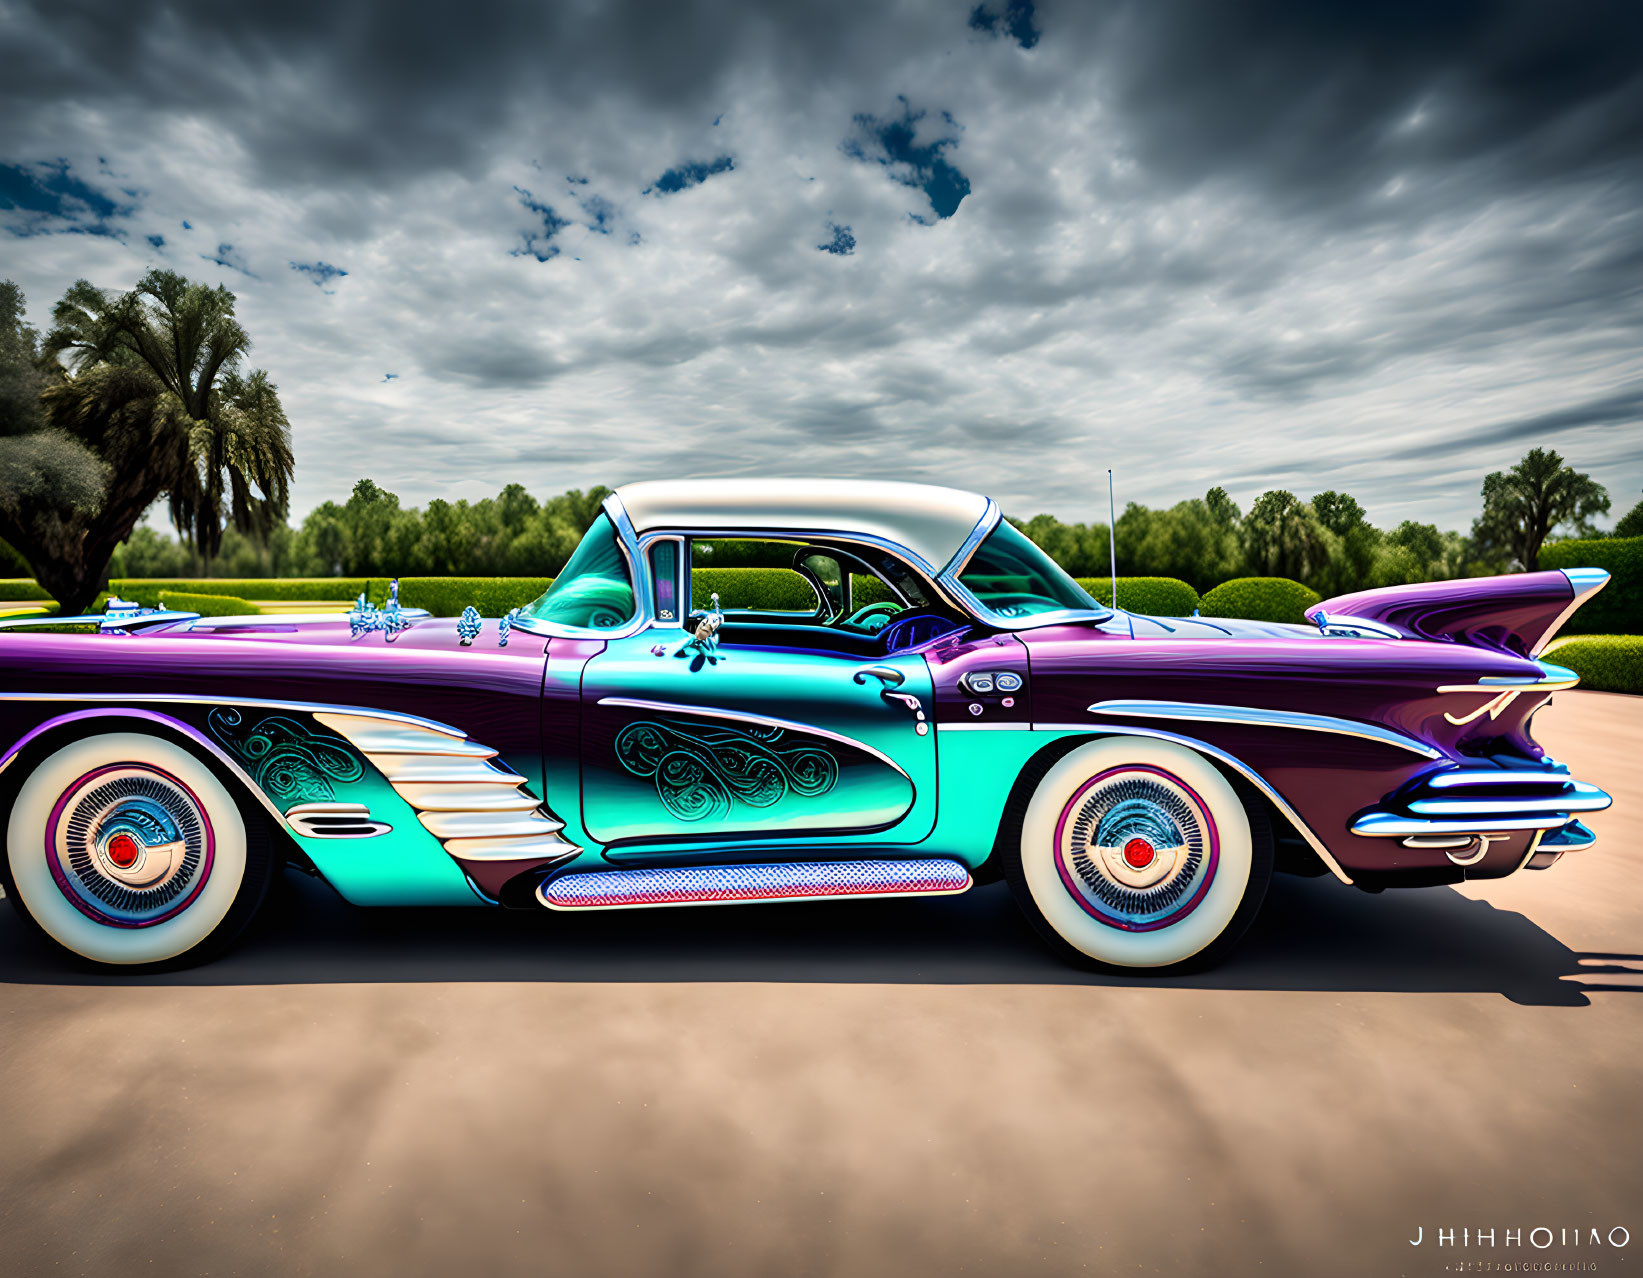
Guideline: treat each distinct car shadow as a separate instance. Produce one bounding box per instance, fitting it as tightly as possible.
[1,871,1633,1006]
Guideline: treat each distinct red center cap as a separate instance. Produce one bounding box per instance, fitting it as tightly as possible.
[106,832,141,869]
[1122,837,1155,870]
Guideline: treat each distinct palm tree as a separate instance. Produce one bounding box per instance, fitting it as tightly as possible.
[0,270,292,612]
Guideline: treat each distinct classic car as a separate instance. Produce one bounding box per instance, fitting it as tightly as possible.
[0,478,1616,972]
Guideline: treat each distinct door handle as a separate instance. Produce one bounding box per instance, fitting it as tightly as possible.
[854,666,927,735]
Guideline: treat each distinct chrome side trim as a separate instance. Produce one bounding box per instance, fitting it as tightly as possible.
[369,756,527,785]
[1436,665,1580,695]
[1531,567,1611,657]
[1030,720,1354,884]
[0,609,201,633]
[311,713,488,756]
[936,722,1030,731]
[596,696,914,779]
[0,707,293,831]
[443,833,579,861]
[419,810,569,840]
[0,692,466,736]
[1436,662,1581,725]
[1087,699,1445,760]
[1351,811,1572,837]
[392,784,543,813]
[1424,768,1571,788]
[1405,783,1610,816]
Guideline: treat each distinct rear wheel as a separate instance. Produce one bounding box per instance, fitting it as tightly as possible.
[1005,737,1273,972]
[2,731,276,969]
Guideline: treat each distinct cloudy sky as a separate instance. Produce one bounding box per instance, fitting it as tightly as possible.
[2,0,1640,532]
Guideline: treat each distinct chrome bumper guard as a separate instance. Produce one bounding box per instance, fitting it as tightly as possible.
[1351,761,1612,868]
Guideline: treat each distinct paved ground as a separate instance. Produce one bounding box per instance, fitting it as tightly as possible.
[1,691,1639,1278]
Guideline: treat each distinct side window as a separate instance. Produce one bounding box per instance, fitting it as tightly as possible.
[690,539,823,617]
[518,514,637,630]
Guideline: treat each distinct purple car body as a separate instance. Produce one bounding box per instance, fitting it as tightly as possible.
[0,479,1616,970]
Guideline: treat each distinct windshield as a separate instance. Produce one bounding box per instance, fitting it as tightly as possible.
[956,519,1101,620]
[518,513,636,630]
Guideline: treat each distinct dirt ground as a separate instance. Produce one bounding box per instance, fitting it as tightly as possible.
[1,691,1638,1278]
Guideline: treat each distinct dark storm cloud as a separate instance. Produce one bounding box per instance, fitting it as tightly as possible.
[1386,385,1643,463]
[1,0,1640,526]
[0,1,952,187]
[1070,0,1643,208]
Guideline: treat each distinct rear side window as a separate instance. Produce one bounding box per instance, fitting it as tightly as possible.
[649,540,680,623]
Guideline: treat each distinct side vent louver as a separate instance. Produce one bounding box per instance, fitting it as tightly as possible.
[286,802,392,839]
[312,712,581,876]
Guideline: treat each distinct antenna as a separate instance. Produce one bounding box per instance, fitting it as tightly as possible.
[1107,468,1118,611]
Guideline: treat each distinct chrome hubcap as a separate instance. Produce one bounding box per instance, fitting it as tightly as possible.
[1054,766,1218,931]
[48,765,213,927]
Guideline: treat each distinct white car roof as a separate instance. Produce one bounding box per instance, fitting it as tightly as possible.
[612,478,993,572]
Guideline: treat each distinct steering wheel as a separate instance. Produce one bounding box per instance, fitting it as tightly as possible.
[837,601,903,631]
[978,592,1051,619]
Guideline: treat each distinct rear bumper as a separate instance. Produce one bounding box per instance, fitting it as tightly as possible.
[1350,760,1611,871]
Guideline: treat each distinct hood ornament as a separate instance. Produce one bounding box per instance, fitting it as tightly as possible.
[350,578,416,641]
[457,606,482,646]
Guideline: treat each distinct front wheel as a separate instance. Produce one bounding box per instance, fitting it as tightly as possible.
[3,731,275,969]
[1005,737,1273,972]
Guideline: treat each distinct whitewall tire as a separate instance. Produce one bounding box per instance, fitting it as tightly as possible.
[4,732,271,968]
[1007,737,1273,972]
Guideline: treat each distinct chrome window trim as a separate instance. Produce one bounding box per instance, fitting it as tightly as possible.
[641,533,687,629]
[1087,699,1445,759]
[940,498,1003,577]
[619,523,969,616]
[936,500,1115,632]
[1031,720,1354,884]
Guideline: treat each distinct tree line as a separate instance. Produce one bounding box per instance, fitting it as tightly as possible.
[2,270,1637,607]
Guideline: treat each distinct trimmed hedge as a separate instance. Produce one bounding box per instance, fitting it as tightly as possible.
[112,577,371,603]
[691,567,819,613]
[369,576,555,616]
[1550,636,1643,694]
[1199,576,1322,624]
[1540,536,1642,635]
[1075,576,1200,616]
[156,591,261,617]
[0,579,51,601]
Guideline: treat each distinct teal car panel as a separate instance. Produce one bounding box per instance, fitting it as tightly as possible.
[578,633,937,849]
